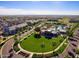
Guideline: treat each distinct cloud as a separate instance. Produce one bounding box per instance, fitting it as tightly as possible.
[0,6,79,15]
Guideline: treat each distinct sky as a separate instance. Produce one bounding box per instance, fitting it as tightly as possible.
[0,1,79,15]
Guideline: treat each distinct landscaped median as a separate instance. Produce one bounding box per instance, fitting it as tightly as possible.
[13,41,20,52]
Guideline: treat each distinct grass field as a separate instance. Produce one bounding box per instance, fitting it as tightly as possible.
[57,40,68,54]
[20,33,64,53]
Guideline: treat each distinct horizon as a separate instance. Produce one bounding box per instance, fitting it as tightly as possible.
[0,1,79,15]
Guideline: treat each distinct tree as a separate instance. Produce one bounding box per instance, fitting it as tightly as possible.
[58,17,70,25]
[34,34,41,38]
[52,42,56,47]
[40,42,45,48]
[14,35,18,41]
[52,51,58,56]
[34,27,41,38]
[34,27,41,32]
[17,28,21,36]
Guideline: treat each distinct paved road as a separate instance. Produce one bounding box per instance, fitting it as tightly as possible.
[1,38,24,58]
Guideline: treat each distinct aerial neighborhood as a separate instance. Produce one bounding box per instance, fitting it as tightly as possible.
[0,15,79,58]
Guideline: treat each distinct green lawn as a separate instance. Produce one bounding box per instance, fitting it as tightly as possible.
[20,34,64,53]
[57,40,68,54]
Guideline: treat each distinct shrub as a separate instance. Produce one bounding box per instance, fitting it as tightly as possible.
[52,52,58,56]
[14,41,19,46]
[3,37,6,40]
[0,42,5,48]
[13,40,20,52]
[75,48,79,54]
[13,44,20,52]
[32,54,43,58]
[44,53,53,58]
[13,45,20,52]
